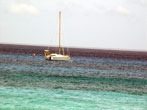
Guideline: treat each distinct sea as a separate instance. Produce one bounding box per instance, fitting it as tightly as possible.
[0,53,147,110]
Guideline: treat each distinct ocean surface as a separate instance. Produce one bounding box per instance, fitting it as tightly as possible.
[0,53,147,110]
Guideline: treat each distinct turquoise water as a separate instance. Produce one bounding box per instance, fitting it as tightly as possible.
[0,54,147,110]
[0,87,147,110]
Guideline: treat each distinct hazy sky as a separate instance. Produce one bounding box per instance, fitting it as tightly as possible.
[0,0,146,51]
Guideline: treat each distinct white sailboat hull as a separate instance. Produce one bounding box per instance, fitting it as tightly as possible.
[51,56,70,61]
[45,54,70,61]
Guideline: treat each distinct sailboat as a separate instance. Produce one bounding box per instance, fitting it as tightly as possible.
[44,11,70,61]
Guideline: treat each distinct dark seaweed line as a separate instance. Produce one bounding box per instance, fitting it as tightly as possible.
[0,71,147,95]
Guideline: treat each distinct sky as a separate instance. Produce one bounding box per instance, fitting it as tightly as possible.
[0,0,146,51]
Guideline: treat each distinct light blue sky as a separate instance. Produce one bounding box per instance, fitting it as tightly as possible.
[0,0,146,51]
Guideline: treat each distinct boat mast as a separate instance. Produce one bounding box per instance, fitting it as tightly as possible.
[59,11,61,54]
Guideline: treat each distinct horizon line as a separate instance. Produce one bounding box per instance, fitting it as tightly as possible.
[0,42,147,53]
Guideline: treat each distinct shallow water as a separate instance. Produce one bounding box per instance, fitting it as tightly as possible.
[0,87,147,110]
[0,53,147,110]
